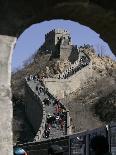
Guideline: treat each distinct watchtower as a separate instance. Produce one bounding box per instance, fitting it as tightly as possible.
[40,29,71,54]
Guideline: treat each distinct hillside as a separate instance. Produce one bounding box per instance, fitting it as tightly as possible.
[12,46,116,142]
[61,48,116,132]
[62,75,116,132]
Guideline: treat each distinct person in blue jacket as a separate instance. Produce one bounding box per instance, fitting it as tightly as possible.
[13,147,27,155]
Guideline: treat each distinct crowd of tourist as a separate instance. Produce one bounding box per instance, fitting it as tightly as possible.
[26,74,39,81]
[43,98,66,139]
[61,55,90,79]
[26,74,67,139]
[57,53,90,80]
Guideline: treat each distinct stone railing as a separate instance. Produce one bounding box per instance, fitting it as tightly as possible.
[25,80,46,141]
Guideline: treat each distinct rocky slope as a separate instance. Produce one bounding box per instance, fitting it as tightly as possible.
[62,48,116,132]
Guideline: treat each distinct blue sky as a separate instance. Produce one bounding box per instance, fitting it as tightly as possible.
[12,20,116,70]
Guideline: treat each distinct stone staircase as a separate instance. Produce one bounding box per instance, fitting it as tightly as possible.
[28,80,65,141]
[58,50,90,79]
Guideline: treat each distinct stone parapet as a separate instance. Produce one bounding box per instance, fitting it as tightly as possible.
[43,61,92,98]
[25,81,46,141]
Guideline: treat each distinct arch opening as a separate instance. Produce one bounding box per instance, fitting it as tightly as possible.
[0,1,116,154]
[12,19,116,144]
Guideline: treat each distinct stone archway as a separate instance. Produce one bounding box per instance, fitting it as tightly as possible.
[0,0,116,154]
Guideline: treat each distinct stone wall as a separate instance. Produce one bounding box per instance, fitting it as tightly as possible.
[59,50,81,78]
[44,30,55,53]
[0,35,16,155]
[60,45,72,61]
[25,81,46,141]
[43,61,92,98]
[68,46,79,63]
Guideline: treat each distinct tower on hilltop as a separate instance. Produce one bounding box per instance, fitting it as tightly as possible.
[40,29,78,62]
[40,29,71,52]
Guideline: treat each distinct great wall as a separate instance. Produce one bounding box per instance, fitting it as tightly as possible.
[24,56,90,142]
[23,29,92,142]
[23,73,116,155]
[13,29,115,155]
[0,27,116,155]
[25,78,71,141]
[0,1,116,154]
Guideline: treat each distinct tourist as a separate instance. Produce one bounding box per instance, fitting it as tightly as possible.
[60,119,64,130]
[56,99,60,105]
[60,112,64,119]
[35,85,38,91]
[90,135,112,155]
[47,129,50,138]
[38,90,40,95]
[29,74,33,80]
[39,87,41,93]
[47,113,57,127]
[27,76,30,81]
[48,123,51,130]
[51,115,56,126]
[13,147,28,155]
[44,130,48,138]
[56,115,60,126]
[39,87,43,93]
[46,98,50,106]
[43,98,47,105]
[52,115,57,128]
[58,105,62,113]
[44,87,48,95]
[43,98,50,106]
[55,105,59,115]
[58,75,60,79]
[44,129,50,138]
[47,114,53,125]
[33,75,35,80]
